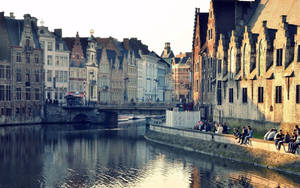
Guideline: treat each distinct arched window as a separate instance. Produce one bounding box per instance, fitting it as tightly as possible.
[258,40,264,76]
[243,44,250,78]
[230,47,235,74]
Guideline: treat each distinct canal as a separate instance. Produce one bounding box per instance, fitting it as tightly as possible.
[0,121,299,188]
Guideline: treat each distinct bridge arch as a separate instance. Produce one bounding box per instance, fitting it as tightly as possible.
[72,113,90,123]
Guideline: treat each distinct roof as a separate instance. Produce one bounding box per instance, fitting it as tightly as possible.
[4,17,40,48]
[192,9,209,50]
[248,0,300,33]
[212,0,236,35]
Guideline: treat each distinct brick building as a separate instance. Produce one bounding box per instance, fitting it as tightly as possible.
[0,12,43,123]
[64,33,87,98]
[193,0,300,127]
[172,52,192,103]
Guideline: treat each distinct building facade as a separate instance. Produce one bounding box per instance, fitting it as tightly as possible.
[0,12,43,123]
[38,27,69,103]
[64,33,87,99]
[193,0,300,127]
[172,53,192,103]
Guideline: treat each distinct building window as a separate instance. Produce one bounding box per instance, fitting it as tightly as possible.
[297,45,300,62]
[35,88,40,100]
[40,41,45,49]
[230,48,235,75]
[35,70,39,82]
[296,85,300,103]
[5,85,11,101]
[16,52,21,62]
[16,88,21,100]
[47,70,52,82]
[196,80,199,92]
[64,71,68,82]
[26,88,31,100]
[6,66,11,80]
[258,40,264,76]
[56,56,60,66]
[276,49,283,66]
[16,69,22,82]
[47,42,53,51]
[34,54,39,63]
[258,87,264,103]
[47,55,53,65]
[0,85,4,101]
[229,88,234,103]
[275,86,282,103]
[242,88,247,103]
[0,65,4,79]
[26,52,30,64]
[26,72,30,82]
[217,81,222,105]
[217,59,222,74]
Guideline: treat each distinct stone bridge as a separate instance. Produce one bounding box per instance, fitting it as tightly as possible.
[43,105,117,127]
[43,104,170,127]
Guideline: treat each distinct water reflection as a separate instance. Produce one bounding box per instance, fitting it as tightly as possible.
[0,122,299,188]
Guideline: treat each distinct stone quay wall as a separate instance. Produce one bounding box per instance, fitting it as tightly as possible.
[145,125,300,176]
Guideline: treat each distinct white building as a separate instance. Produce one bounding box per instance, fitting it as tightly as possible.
[38,27,69,103]
[136,51,172,103]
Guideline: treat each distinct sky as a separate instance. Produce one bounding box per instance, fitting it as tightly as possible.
[1,0,210,55]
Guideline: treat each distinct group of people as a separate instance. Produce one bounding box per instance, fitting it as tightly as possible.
[233,126,253,145]
[193,121,229,134]
[264,125,300,154]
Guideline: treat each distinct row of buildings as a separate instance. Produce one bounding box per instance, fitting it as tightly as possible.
[192,0,300,127]
[0,12,172,123]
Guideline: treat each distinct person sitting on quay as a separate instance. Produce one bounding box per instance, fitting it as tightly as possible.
[194,121,201,130]
[287,130,298,153]
[264,128,277,141]
[277,131,290,151]
[205,122,211,132]
[216,124,223,134]
[240,126,248,145]
[296,125,300,132]
[233,128,241,141]
[243,126,253,145]
[274,129,284,149]
[222,123,228,134]
[291,129,300,154]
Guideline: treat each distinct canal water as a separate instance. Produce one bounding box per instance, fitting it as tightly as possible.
[0,121,299,188]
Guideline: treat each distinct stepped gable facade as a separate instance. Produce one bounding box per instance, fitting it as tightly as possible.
[63,33,88,96]
[192,0,300,127]
[0,12,43,123]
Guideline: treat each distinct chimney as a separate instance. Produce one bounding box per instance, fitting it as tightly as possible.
[0,12,4,20]
[31,17,38,28]
[281,15,287,23]
[165,42,170,49]
[9,12,15,19]
[54,29,62,38]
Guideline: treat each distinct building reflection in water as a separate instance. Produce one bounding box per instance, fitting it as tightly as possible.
[0,123,299,188]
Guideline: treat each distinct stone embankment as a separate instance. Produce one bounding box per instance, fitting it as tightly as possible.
[145,125,300,176]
